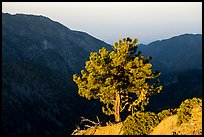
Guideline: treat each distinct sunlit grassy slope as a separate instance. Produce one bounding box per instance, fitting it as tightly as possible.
[73,98,202,135]
[151,101,202,135]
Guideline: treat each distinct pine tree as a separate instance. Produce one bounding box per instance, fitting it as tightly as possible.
[73,37,162,122]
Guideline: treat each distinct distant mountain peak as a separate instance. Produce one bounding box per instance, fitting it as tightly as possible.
[2,12,71,31]
[138,33,202,73]
[147,33,202,46]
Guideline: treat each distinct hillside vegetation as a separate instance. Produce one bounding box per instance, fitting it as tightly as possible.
[73,97,202,135]
[151,98,202,135]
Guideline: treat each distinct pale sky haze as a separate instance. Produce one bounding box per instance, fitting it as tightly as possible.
[2,2,202,45]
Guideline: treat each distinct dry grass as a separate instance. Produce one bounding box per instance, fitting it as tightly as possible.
[150,115,178,135]
[73,122,123,135]
[73,102,202,135]
[151,102,202,135]
[94,122,123,135]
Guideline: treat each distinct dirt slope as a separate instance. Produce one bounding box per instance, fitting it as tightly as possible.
[73,122,123,135]
[73,102,202,135]
[151,103,202,135]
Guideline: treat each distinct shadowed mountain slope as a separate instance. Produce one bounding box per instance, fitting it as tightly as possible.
[2,13,112,135]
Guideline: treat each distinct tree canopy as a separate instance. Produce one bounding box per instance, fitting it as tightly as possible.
[73,37,162,122]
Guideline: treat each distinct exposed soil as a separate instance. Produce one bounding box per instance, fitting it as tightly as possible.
[73,122,123,135]
[151,103,202,135]
[73,102,202,135]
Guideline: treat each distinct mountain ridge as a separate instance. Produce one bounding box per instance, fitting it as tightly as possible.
[2,12,111,135]
[138,33,202,73]
[139,33,201,46]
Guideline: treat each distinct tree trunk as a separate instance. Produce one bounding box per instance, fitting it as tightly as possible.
[114,92,121,123]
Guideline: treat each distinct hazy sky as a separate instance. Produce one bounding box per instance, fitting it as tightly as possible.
[2,2,202,44]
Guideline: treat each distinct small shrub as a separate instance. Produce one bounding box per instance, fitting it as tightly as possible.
[157,108,177,121]
[177,97,202,125]
[122,111,160,135]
